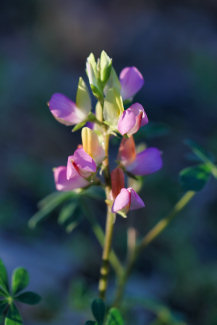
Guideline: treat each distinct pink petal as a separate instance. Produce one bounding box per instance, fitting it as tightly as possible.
[127,148,163,176]
[48,93,85,126]
[112,188,131,213]
[128,188,145,210]
[130,103,148,127]
[120,67,144,101]
[118,109,137,135]
[54,166,89,191]
[118,103,148,136]
[67,148,96,179]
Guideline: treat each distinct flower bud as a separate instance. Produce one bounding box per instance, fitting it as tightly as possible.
[111,168,125,199]
[81,127,105,164]
[118,103,148,136]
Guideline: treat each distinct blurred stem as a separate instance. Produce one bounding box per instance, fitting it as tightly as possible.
[98,133,116,299]
[113,190,196,306]
[86,212,123,277]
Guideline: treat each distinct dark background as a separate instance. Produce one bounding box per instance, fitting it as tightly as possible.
[1,1,217,324]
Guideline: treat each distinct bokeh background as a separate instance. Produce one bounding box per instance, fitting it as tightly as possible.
[1,0,217,324]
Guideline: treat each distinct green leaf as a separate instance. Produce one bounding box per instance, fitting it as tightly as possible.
[91,298,105,325]
[72,121,86,132]
[0,300,8,314]
[58,202,78,225]
[29,192,77,228]
[85,322,97,325]
[185,139,217,178]
[0,259,9,294]
[105,308,124,325]
[64,209,83,233]
[100,50,112,84]
[5,303,22,325]
[76,77,91,114]
[83,186,105,200]
[103,88,124,128]
[15,291,41,305]
[180,164,211,191]
[11,268,29,295]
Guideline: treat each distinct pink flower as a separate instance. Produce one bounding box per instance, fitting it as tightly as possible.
[54,148,97,192]
[67,148,96,180]
[119,136,163,176]
[48,78,91,126]
[118,103,148,136]
[48,93,86,126]
[120,67,144,101]
[53,166,89,191]
[112,187,145,214]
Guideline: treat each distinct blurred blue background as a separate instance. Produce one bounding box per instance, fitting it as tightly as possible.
[1,1,217,324]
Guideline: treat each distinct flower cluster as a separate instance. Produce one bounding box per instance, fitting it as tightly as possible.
[48,51,162,217]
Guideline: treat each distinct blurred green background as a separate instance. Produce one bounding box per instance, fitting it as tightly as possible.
[1,0,217,324]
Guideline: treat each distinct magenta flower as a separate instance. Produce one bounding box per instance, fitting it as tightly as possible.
[120,67,144,101]
[48,93,87,126]
[67,148,96,179]
[119,137,163,176]
[53,166,89,191]
[118,103,148,136]
[112,187,145,214]
[48,78,91,126]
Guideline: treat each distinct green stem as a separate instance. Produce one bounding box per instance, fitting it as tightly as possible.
[114,190,196,306]
[98,133,116,299]
[86,213,123,277]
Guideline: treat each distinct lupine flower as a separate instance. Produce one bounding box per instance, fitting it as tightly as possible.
[81,127,105,164]
[112,187,145,214]
[53,166,89,191]
[118,103,148,136]
[120,67,144,101]
[67,147,96,180]
[111,167,125,199]
[48,77,91,126]
[119,136,163,176]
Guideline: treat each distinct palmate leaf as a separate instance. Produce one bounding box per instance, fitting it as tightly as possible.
[0,259,9,294]
[15,291,41,305]
[29,191,77,228]
[0,300,8,314]
[5,304,22,325]
[11,268,29,295]
[185,139,217,179]
[58,201,78,225]
[105,308,124,325]
[179,164,211,191]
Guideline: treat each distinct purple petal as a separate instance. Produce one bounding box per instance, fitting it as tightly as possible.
[130,103,148,126]
[128,188,145,210]
[112,188,130,213]
[54,166,88,191]
[118,103,148,136]
[118,109,137,135]
[126,148,163,176]
[48,93,85,126]
[67,148,96,179]
[120,67,144,100]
